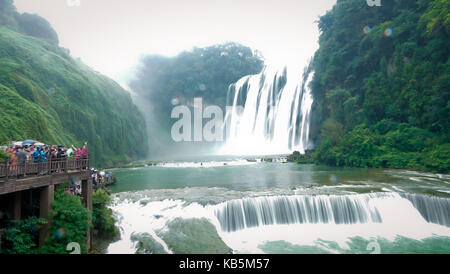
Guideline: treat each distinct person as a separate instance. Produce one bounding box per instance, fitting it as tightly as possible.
[71,145,81,159]
[33,146,42,163]
[7,145,15,157]
[66,147,73,158]
[9,147,18,176]
[33,146,45,175]
[75,184,82,196]
[26,146,34,159]
[41,146,49,163]
[81,142,88,158]
[16,147,28,178]
[81,142,88,169]
[92,173,97,190]
[58,146,67,172]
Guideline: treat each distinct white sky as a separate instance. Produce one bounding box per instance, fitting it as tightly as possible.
[14,0,336,81]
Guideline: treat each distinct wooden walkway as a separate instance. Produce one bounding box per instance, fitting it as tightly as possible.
[0,157,93,248]
[0,158,91,195]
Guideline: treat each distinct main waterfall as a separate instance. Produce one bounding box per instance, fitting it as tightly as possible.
[219,65,314,155]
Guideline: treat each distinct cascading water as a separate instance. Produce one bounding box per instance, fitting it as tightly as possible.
[219,65,314,155]
[214,193,383,232]
[214,193,450,233]
[108,189,450,254]
[400,193,450,227]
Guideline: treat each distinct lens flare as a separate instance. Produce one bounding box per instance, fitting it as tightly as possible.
[384,27,394,37]
[363,25,373,34]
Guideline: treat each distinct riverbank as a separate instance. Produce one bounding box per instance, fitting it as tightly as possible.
[285,149,449,175]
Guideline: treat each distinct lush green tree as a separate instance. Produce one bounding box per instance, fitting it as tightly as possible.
[311,0,449,173]
[0,0,58,44]
[17,13,59,44]
[0,2,148,167]
[1,217,46,254]
[40,186,90,254]
[130,42,264,156]
[92,189,117,239]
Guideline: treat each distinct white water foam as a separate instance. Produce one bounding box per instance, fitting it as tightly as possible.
[214,193,450,253]
[157,159,259,168]
[107,192,450,254]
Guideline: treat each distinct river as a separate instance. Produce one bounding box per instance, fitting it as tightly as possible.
[105,158,450,254]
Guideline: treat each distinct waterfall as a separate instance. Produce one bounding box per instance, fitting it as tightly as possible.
[400,193,450,227]
[214,193,450,232]
[220,65,314,155]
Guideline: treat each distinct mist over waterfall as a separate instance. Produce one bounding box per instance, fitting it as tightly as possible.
[220,65,314,155]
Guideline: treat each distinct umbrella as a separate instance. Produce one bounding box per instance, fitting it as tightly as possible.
[22,140,36,146]
[34,142,45,146]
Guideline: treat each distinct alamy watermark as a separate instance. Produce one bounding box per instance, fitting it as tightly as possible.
[171,97,241,142]
[66,0,81,7]
[66,242,81,254]
[367,240,381,254]
[366,0,381,6]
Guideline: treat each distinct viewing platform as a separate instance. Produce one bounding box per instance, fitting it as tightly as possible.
[0,157,93,249]
[0,157,91,195]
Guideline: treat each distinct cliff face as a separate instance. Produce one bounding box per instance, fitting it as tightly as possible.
[0,5,148,167]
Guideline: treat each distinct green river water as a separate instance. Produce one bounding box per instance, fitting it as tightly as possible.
[105,159,450,254]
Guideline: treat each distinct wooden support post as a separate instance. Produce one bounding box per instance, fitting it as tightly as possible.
[12,191,21,220]
[82,179,93,251]
[39,185,54,247]
[5,158,9,182]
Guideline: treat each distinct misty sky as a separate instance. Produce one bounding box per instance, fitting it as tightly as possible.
[14,0,336,81]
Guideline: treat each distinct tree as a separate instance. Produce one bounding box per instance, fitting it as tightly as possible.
[311,0,449,173]
[40,186,90,254]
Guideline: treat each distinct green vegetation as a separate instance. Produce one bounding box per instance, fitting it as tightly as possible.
[0,184,119,254]
[0,150,7,162]
[0,0,148,167]
[0,217,46,254]
[311,0,449,173]
[91,188,119,253]
[117,160,159,169]
[132,42,264,108]
[287,151,315,164]
[130,42,264,155]
[158,218,232,254]
[92,189,118,239]
[132,233,168,254]
[40,185,90,254]
[0,0,58,44]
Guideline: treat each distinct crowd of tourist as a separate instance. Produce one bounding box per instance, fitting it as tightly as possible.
[1,140,114,194]
[67,169,114,196]
[0,141,88,165]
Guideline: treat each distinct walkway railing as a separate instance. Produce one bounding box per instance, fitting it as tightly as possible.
[0,157,90,182]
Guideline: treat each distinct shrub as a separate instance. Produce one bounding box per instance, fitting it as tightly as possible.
[1,217,46,254]
[92,189,117,239]
[40,186,90,254]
